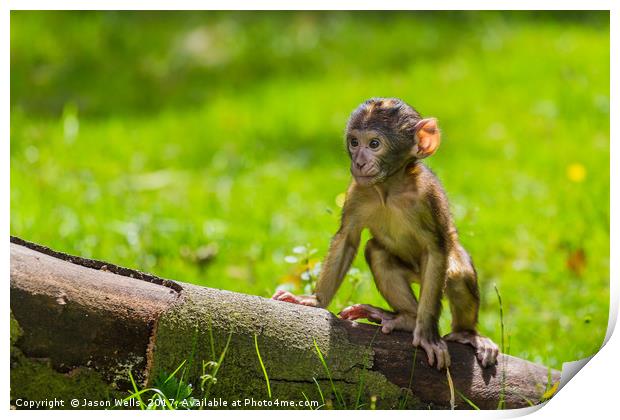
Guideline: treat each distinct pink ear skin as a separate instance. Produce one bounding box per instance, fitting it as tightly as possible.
[414,118,441,159]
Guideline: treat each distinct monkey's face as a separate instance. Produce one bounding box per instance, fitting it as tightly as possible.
[346,129,406,186]
[344,98,441,186]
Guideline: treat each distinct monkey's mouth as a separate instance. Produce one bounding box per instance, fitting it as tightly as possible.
[351,167,379,178]
[353,174,379,186]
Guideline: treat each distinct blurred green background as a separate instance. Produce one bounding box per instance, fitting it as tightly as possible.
[10,11,609,369]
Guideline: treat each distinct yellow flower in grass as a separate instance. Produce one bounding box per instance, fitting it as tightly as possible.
[567,163,586,183]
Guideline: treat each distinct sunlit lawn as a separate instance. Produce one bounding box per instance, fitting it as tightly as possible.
[10,11,609,369]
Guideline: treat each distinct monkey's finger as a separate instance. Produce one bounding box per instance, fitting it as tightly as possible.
[491,339,500,363]
[435,345,450,370]
[273,290,299,301]
[338,305,366,320]
[426,350,435,368]
[438,355,446,370]
[416,339,450,370]
[477,348,489,367]
[419,341,435,367]
[483,344,499,367]
[432,350,446,370]
[299,297,319,307]
[481,344,491,367]
[273,291,301,304]
[339,304,383,323]
[440,349,451,370]
[473,341,489,366]
[271,290,287,299]
[475,338,498,367]
[482,353,492,368]
[474,348,484,364]
[274,291,292,301]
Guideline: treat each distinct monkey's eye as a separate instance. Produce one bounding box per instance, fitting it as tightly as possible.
[350,138,359,147]
[369,138,381,149]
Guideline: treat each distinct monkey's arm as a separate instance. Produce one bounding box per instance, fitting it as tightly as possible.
[273,208,362,308]
[413,249,451,369]
[313,226,361,307]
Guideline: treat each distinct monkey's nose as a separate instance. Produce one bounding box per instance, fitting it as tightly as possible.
[356,162,366,170]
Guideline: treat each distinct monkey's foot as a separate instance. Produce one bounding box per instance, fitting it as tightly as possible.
[339,303,395,324]
[413,327,451,370]
[444,331,499,368]
[271,290,318,307]
[339,304,415,334]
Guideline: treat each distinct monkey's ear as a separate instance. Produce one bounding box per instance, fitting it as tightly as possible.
[413,118,441,159]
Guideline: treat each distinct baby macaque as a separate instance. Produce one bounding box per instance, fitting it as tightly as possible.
[273,98,498,369]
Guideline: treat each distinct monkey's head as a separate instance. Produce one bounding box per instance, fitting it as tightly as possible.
[345,98,441,186]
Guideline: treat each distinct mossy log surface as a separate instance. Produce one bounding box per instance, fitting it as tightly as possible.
[10,237,561,410]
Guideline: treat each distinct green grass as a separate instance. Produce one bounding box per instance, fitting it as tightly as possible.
[254,334,272,399]
[122,328,233,410]
[495,285,507,409]
[313,338,346,408]
[398,348,418,409]
[10,11,609,370]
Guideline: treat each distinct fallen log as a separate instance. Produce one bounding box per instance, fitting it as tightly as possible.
[10,237,560,410]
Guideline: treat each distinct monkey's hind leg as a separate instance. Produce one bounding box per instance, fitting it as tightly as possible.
[444,247,499,367]
[340,239,419,334]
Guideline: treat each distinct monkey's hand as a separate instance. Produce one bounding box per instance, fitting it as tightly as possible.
[413,325,451,370]
[271,290,319,307]
[444,331,499,368]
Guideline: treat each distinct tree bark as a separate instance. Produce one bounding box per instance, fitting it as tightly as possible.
[10,237,560,410]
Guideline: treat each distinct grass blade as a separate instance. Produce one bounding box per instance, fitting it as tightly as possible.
[494,284,507,410]
[301,391,324,410]
[446,367,456,410]
[399,347,418,409]
[313,377,325,406]
[127,370,146,410]
[509,388,536,407]
[254,333,272,398]
[455,389,480,410]
[313,338,345,408]
[163,359,186,384]
[213,331,233,378]
[202,330,233,403]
